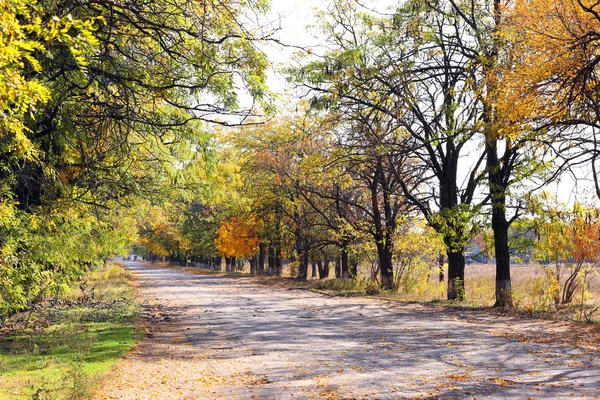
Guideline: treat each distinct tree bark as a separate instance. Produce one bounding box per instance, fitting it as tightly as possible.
[487,140,513,307]
[298,238,309,280]
[335,257,341,278]
[258,243,266,276]
[250,256,257,276]
[350,257,358,279]
[317,258,329,279]
[311,260,318,278]
[341,241,350,279]
[275,245,283,277]
[438,254,445,282]
[447,251,465,300]
[371,161,395,289]
[377,240,394,289]
[268,245,275,276]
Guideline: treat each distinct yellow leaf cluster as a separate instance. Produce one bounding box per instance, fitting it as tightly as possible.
[214,216,259,258]
[0,0,101,158]
[497,0,600,127]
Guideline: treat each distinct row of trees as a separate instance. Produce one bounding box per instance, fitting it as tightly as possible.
[5,0,600,315]
[0,0,273,317]
[136,0,600,309]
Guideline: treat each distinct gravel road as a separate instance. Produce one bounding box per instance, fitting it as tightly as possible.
[96,262,600,400]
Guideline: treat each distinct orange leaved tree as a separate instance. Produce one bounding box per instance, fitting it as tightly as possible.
[215,216,260,272]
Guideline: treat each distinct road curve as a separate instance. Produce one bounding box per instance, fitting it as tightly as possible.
[97,262,600,400]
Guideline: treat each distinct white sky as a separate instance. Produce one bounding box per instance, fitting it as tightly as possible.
[261,0,321,97]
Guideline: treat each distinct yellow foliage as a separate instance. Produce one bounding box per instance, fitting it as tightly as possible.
[214,216,260,258]
[497,0,600,126]
[0,0,100,158]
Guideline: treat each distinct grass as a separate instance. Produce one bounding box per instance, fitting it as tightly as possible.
[0,263,139,400]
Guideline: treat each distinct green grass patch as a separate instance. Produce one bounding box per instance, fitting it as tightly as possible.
[0,263,139,400]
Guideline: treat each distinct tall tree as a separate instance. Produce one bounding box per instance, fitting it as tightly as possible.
[296,0,488,299]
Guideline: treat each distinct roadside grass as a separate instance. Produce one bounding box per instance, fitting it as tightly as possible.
[0,263,139,400]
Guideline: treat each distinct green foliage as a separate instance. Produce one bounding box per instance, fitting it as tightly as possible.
[0,202,136,318]
[0,0,100,160]
[0,0,272,314]
[430,204,482,253]
[394,217,444,294]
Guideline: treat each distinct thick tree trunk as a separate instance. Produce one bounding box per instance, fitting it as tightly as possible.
[268,245,275,276]
[487,140,513,307]
[298,239,309,280]
[335,257,341,278]
[250,256,257,276]
[258,243,266,276]
[341,243,350,279]
[275,245,283,277]
[447,251,465,300]
[317,258,329,279]
[377,241,394,289]
[370,162,395,289]
[311,260,318,278]
[230,256,237,273]
[349,258,358,279]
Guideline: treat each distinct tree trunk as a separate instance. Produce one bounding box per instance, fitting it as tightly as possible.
[250,256,257,276]
[230,256,237,273]
[350,258,358,279]
[275,245,283,277]
[341,242,350,279]
[268,245,275,276]
[447,251,465,300]
[487,140,513,307]
[438,254,445,282]
[298,239,309,280]
[377,240,394,289]
[311,260,318,278]
[317,258,327,279]
[335,257,341,278]
[258,243,266,276]
[317,259,323,279]
[370,162,395,289]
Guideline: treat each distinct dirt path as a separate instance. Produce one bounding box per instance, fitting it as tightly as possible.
[95,262,600,400]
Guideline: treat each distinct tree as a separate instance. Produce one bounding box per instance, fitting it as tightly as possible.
[534,200,600,305]
[295,0,488,298]
[0,0,274,313]
[0,0,99,161]
[215,216,260,266]
[500,0,600,199]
